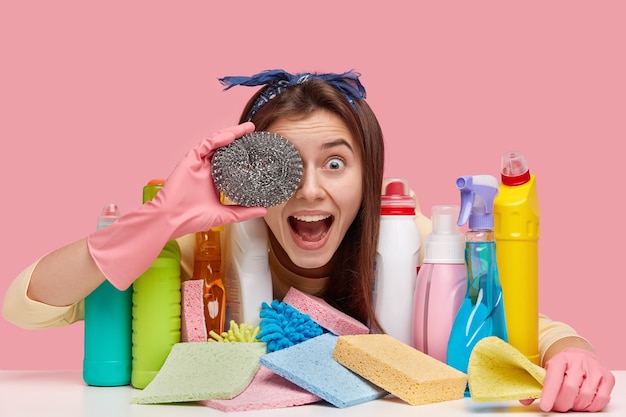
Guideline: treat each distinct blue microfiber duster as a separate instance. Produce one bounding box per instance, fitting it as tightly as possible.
[257,300,323,352]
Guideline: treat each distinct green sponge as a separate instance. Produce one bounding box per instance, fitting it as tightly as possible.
[131,342,266,404]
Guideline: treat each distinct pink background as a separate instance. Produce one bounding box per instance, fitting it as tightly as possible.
[1,1,625,370]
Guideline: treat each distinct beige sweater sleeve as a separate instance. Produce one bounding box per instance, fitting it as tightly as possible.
[411,190,432,265]
[2,234,196,330]
[538,313,589,365]
[2,259,84,329]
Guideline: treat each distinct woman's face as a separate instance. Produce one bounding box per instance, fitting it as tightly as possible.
[263,109,363,271]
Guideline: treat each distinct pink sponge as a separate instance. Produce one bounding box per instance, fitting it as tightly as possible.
[181,279,207,342]
[202,366,320,411]
[283,287,369,335]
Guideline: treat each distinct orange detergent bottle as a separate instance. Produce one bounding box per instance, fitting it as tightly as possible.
[193,228,226,335]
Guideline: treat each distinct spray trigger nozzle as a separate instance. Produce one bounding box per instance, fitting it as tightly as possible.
[456,175,499,230]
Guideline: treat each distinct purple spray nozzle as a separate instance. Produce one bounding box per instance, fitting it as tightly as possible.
[456,175,499,230]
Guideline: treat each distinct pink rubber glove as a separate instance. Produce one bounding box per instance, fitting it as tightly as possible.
[88,122,267,290]
[522,348,615,412]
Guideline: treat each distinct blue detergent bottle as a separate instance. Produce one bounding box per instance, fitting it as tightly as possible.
[83,203,133,386]
[447,175,508,393]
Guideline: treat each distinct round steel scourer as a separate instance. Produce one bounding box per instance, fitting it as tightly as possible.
[211,131,303,207]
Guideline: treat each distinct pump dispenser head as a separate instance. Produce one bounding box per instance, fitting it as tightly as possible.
[423,205,465,264]
[501,151,531,186]
[456,175,499,230]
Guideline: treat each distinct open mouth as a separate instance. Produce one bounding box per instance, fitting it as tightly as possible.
[288,214,334,243]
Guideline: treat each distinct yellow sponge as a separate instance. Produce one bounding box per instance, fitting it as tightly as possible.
[467,336,545,402]
[333,334,467,405]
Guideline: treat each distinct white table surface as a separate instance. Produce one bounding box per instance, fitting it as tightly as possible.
[0,370,624,417]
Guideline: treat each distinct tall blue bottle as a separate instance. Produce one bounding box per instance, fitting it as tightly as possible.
[447,175,507,392]
[83,203,133,386]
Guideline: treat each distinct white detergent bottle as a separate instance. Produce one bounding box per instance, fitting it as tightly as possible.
[373,177,421,345]
[222,217,273,327]
[412,205,467,362]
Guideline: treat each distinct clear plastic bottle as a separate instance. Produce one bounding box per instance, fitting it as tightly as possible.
[131,180,181,389]
[412,205,466,362]
[373,178,421,345]
[83,203,132,386]
[494,151,540,364]
[447,175,507,393]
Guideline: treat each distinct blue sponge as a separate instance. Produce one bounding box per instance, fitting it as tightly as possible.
[259,333,387,408]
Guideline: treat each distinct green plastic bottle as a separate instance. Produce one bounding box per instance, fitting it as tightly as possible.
[131,179,182,389]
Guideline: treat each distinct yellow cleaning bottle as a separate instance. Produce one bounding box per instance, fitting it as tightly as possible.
[494,151,540,365]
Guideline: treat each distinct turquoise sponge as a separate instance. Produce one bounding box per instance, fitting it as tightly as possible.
[259,333,387,408]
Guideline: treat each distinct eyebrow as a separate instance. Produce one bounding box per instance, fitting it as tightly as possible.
[321,139,354,153]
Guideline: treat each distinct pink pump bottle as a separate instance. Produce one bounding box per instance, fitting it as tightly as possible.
[412,205,466,362]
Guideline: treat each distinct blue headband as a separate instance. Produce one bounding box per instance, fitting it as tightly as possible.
[219,69,367,121]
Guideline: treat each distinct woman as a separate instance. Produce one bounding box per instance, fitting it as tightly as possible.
[2,69,614,412]
[232,72,384,329]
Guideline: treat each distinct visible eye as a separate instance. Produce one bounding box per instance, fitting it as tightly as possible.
[325,157,345,170]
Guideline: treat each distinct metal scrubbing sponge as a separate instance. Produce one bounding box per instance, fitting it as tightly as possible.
[211,131,303,207]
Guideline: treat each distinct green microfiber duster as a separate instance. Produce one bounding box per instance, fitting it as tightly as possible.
[131,341,266,404]
[209,320,261,343]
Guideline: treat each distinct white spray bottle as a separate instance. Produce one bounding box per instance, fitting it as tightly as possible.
[412,205,467,362]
